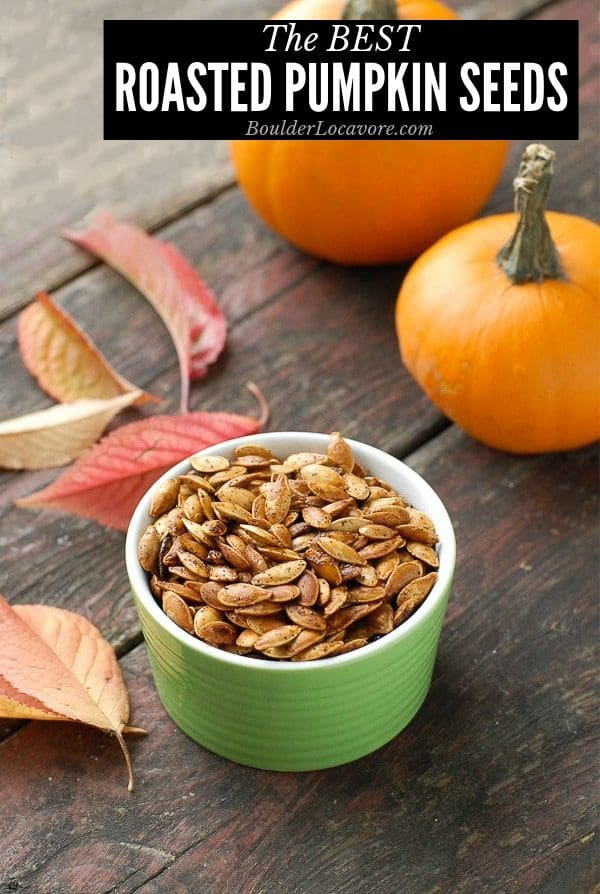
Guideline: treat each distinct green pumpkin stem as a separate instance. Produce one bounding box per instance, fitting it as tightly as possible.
[342,0,398,19]
[497,143,565,284]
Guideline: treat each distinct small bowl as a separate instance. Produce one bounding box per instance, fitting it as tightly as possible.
[126,432,456,771]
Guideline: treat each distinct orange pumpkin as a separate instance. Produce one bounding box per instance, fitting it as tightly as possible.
[396,143,600,454]
[230,0,508,266]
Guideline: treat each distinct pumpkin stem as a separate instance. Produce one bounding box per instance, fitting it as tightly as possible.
[497,143,565,284]
[343,0,398,19]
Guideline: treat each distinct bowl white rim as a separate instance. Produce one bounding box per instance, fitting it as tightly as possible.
[125,432,456,672]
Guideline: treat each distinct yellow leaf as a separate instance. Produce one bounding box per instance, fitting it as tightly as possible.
[0,594,144,791]
[0,392,140,470]
[18,291,155,405]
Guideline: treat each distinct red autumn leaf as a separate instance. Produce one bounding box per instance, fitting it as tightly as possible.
[63,213,227,413]
[18,291,155,405]
[16,386,269,531]
[0,594,143,791]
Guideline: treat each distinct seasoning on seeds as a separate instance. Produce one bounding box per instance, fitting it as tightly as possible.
[139,433,439,661]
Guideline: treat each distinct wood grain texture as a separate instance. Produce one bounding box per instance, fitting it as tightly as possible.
[1,0,561,321]
[1,93,597,647]
[0,431,596,894]
[0,0,283,320]
[0,183,442,648]
[0,1,597,890]
[459,0,556,18]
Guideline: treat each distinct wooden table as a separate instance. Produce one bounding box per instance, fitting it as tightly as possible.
[1,2,598,892]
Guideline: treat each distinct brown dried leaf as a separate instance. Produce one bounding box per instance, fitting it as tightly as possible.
[0,595,143,792]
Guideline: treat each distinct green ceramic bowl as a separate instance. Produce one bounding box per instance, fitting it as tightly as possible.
[126,433,455,771]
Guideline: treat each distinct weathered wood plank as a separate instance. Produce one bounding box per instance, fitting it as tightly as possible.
[0,430,596,894]
[0,0,284,321]
[0,202,441,648]
[537,0,599,102]
[1,83,597,649]
[1,0,563,321]
[0,191,325,649]
[0,2,596,882]
[459,0,555,18]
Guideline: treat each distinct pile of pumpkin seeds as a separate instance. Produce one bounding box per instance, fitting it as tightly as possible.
[138,433,439,661]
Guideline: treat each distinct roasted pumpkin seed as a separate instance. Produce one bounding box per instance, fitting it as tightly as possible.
[254,625,301,651]
[191,455,230,473]
[149,478,180,517]
[384,561,423,598]
[197,620,237,646]
[327,431,355,473]
[138,525,160,573]
[318,536,366,566]
[162,591,194,633]
[251,559,307,587]
[217,583,270,607]
[406,542,440,567]
[140,433,439,660]
[285,603,326,631]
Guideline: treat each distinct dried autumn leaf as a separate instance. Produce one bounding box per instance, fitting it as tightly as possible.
[16,385,269,530]
[0,594,143,791]
[0,391,140,470]
[18,291,154,405]
[63,212,227,412]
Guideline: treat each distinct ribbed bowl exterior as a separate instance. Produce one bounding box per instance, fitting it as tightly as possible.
[133,582,450,771]
[126,432,456,772]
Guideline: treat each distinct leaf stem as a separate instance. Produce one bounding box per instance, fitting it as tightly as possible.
[246,382,270,428]
[116,730,135,793]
